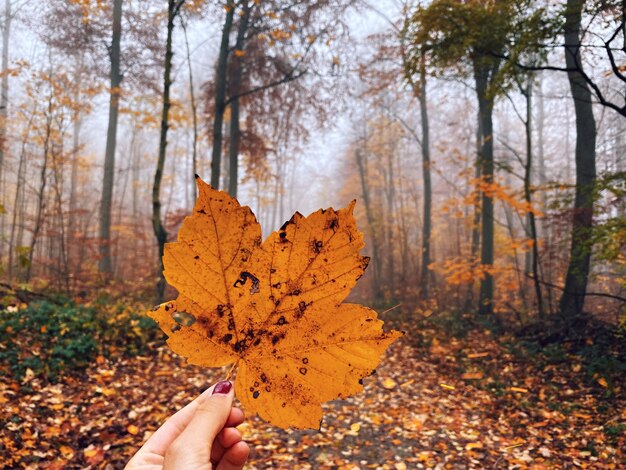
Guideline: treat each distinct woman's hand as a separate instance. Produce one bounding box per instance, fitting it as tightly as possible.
[125,381,249,470]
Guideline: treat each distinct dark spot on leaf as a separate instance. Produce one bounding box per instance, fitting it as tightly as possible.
[276,316,287,326]
[197,209,206,214]
[234,340,247,352]
[253,338,261,346]
[221,334,233,343]
[281,402,286,408]
[362,256,370,269]
[253,391,260,399]
[194,255,199,260]
[254,381,259,387]
[216,304,226,318]
[302,357,309,364]
[279,231,287,239]
[260,373,267,383]
[265,386,271,392]
[359,378,364,385]
[249,387,254,392]
[299,367,307,375]
[233,271,260,294]
[171,324,181,333]
[272,335,280,345]
[290,289,301,296]
[299,301,307,312]
[172,311,196,327]
[164,304,170,311]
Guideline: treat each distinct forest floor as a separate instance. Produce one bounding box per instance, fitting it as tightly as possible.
[1,322,624,469]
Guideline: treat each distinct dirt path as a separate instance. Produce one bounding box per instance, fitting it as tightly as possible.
[1,328,623,468]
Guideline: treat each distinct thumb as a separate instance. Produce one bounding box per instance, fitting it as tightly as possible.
[164,381,234,469]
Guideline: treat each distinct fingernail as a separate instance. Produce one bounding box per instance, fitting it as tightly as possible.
[212,381,232,395]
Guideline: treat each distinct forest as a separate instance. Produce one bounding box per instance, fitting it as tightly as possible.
[0,0,624,468]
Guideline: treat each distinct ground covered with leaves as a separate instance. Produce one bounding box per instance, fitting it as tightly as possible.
[1,321,624,469]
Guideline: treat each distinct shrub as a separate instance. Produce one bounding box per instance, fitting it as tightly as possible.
[0,300,161,382]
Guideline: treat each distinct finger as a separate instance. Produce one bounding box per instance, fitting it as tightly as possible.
[226,407,245,428]
[211,427,242,463]
[216,441,250,470]
[138,383,219,456]
[164,381,234,468]
[219,427,243,449]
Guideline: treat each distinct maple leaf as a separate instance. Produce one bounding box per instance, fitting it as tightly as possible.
[148,176,402,429]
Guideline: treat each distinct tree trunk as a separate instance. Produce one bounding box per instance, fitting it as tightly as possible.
[474,61,496,317]
[463,114,482,312]
[51,141,70,293]
[559,0,597,319]
[418,49,432,299]
[181,17,198,201]
[0,0,11,264]
[384,148,395,297]
[8,112,32,278]
[227,1,251,198]
[153,0,183,302]
[210,1,235,189]
[68,62,83,287]
[355,147,383,300]
[98,0,123,276]
[522,75,544,316]
[26,97,53,281]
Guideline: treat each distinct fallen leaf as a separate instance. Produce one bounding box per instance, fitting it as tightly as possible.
[382,377,397,389]
[83,446,104,465]
[597,377,608,387]
[59,445,74,459]
[127,424,139,435]
[149,178,402,429]
[466,442,483,451]
[467,352,490,359]
[461,371,484,380]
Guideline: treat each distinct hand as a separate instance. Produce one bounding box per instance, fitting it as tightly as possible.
[126,381,250,470]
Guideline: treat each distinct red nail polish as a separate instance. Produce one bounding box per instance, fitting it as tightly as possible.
[212,381,232,395]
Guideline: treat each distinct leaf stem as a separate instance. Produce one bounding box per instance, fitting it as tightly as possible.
[225,360,238,382]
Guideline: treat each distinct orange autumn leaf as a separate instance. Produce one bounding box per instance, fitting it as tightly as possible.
[148,176,402,429]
